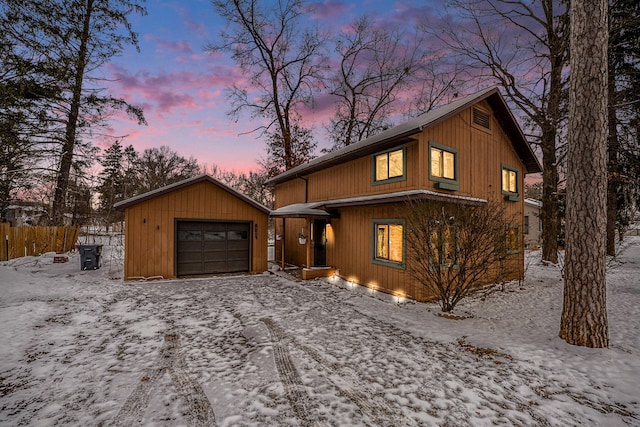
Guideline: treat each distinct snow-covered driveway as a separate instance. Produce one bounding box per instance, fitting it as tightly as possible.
[1,238,639,426]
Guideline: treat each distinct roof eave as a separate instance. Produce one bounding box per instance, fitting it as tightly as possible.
[114,174,271,215]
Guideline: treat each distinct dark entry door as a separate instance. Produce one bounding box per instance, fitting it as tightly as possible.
[313,219,327,267]
[176,221,250,276]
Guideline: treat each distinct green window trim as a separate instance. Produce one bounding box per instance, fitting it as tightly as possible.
[428,220,460,271]
[371,218,406,269]
[429,141,459,191]
[372,146,407,186]
[501,164,520,201]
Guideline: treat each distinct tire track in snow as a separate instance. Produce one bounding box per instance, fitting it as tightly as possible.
[112,333,215,426]
[260,317,322,427]
[261,317,414,427]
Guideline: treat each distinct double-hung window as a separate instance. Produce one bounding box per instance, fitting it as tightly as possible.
[372,220,404,268]
[373,147,405,184]
[501,165,520,201]
[429,142,459,191]
[506,225,520,254]
[429,220,459,269]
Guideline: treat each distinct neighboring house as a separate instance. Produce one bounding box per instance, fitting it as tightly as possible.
[115,174,270,280]
[267,86,542,302]
[5,203,49,227]
[524,198,542,249]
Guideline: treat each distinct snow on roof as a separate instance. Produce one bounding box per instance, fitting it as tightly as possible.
[114,174,271,214]
[271,190,487,217]
[270,203,332,218]
[524,198,542,208]
[266,86,541,185]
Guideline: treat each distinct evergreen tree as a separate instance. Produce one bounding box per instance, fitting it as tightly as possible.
[1,0,147,225]
[97,140,127,226]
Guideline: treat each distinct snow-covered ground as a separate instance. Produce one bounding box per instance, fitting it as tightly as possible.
[0,236,639,426]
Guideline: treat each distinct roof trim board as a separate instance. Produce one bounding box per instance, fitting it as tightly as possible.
[270,189,487,218]
[266,86,541,185]
[114,174,271,214]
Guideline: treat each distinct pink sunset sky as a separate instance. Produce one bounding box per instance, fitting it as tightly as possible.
[100,0,447,173]
[102,0,536,175]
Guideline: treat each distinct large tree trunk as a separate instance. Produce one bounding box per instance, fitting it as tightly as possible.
[559,0,609,348]
[51,0,93,226]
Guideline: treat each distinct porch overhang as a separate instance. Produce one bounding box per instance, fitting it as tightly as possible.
[320,189,487,208]
[271,190,486,219]
[270,203,333,219]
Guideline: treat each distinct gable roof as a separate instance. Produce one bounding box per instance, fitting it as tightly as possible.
[114,174,271,214]
[266,86,542,185]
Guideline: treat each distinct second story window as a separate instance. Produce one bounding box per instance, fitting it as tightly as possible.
[501,165,520,201]
[429,141,459,191]
[373,147,405,184]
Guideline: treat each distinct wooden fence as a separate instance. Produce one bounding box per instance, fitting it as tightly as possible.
[0,224,80,261]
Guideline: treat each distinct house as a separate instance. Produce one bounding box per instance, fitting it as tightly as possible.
[5,202,49,226]
[267,86,542,301]
[115,174,270,280]
[524,198,542,249]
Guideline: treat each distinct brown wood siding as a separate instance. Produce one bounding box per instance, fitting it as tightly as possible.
[304,141,419,202]
[274,101,526,300]
[274,179,307,208]
[326,204,425,300]
[124,181,268,279]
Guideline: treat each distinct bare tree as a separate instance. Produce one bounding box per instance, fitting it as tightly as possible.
[404,200,518,312]
[325,16,423,150]
[137,146,200,193]
[559,0,609,348]
[209,165,274,209]
[208,0,324,170]
[434,0,570,264]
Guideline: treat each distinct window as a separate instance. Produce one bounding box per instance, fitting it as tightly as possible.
[524,216,530,235]
[429,142,459,191]
[501,165,520,201]
[506,225,520,254]
[429,221,459,269]
[373,147,405,184]
[372,220,404,267]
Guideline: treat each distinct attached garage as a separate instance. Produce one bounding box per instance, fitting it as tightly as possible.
[115,174,270,280]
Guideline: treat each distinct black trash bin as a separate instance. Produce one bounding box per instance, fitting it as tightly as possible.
[78,245,103,270]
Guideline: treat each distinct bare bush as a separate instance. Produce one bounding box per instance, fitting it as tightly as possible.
[404,200,519,312]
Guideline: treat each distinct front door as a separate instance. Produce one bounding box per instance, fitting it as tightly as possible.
[313,219,327,267]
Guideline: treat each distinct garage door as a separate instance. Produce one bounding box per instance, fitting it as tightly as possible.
[176,221,250,276]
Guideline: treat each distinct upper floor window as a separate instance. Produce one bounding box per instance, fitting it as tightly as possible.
[373,147,405,185]
[429,141,459,191]
[501,165,520,201]
[372,219,405,268]
[524,216,530,235]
